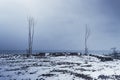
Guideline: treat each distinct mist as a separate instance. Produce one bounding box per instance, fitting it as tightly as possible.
[0,0,120,50]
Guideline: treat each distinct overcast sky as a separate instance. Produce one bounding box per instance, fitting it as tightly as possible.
[0,0,120,50]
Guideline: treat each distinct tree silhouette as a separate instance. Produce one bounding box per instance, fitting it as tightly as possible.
[84,24,90,55]
[27,16,35,56]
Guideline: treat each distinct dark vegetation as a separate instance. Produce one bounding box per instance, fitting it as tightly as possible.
[68,53,80,56]
[49,52,81,57]
[51,69,93,80]
[31,52,115,62]
[98,75,120,80]
[32,53,46,57]
[40,74,56,77]
[55,62,81,66]
[89,54,113,62]
[49,52,65,57]
[107,48,120,59]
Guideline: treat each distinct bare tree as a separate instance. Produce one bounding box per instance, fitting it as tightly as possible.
[84,24,90,55]
[27,16,35,56]
[111,47,118,59]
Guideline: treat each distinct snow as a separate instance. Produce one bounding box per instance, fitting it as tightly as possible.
[0,54,120,80]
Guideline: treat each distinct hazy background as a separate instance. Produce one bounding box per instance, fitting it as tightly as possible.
[0,0,120,51]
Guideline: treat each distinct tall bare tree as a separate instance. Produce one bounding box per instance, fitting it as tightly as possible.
[85,24,90,55]
[27,16,35,56]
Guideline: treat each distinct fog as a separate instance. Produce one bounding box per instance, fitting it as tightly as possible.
[0,0,120,50]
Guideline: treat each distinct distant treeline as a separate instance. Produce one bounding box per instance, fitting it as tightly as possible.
[0,50,112,54]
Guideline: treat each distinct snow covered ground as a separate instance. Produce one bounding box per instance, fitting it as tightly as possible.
[0,54,120,80]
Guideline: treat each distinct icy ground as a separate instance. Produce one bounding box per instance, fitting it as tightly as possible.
[0,54,120,80]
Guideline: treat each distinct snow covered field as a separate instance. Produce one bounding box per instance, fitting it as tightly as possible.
[0,54,120,80]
